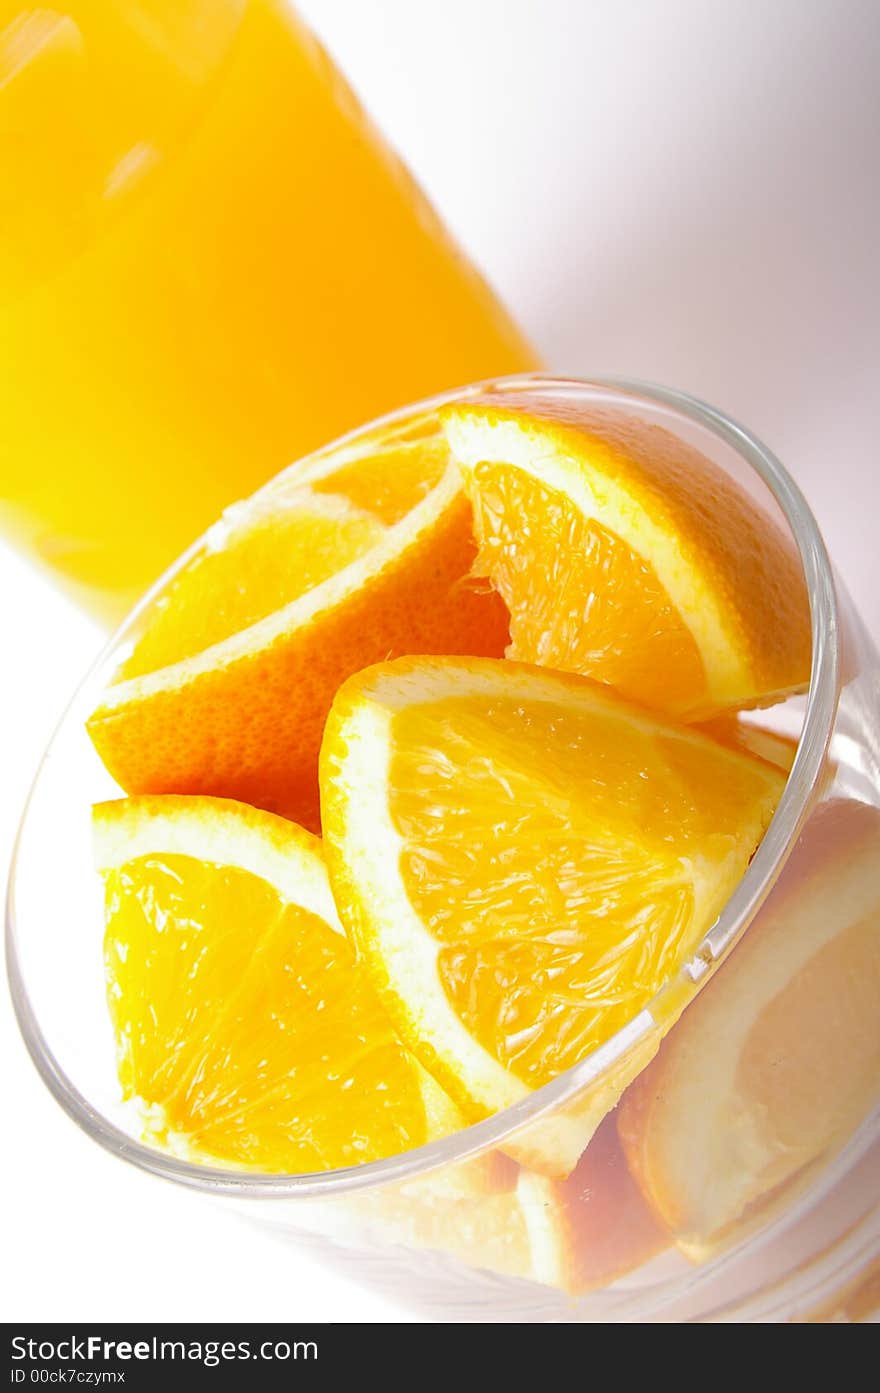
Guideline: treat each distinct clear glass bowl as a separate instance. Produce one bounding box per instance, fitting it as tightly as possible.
[7,377,880,1322]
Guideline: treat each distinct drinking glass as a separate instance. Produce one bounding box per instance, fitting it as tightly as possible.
[7,376,879,1322]
[0,0,536,623]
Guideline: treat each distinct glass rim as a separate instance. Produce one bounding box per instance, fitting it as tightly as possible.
[5,372,840,1200]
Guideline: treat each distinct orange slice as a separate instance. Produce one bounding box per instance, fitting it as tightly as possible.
[618,799,880,1257]
[87,416,509,830]
[320,655,784,1175]
[352,1116,668,1292]
[443,395,811,719]
[95,794,462,1172]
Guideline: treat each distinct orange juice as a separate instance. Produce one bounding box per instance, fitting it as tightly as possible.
[0,1,537,623]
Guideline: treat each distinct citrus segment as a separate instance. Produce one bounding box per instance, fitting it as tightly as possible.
[87,416,509,831]
[443,395,811,718]
[96,794,460,1172]
[618,799,880,1256]
[321,656,784,1174]
[461,460,706,711]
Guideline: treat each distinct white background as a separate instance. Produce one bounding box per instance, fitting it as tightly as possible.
[3,0,879,1322]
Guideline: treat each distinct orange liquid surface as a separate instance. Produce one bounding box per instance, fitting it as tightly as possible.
[0,0,537,623]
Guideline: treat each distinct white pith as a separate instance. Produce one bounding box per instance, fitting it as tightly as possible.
[517,1168,570,1286]
[330,691,528,1115]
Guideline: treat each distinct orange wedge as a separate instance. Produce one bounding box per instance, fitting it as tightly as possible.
[618,799,880,1257]
[95,794,462,1172]
[353,1116,668,1292]
[87,416,509,830]
[443,394,811,719]
[321,656,784,1175]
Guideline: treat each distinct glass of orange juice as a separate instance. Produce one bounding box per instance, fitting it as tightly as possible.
[0,0,537,623]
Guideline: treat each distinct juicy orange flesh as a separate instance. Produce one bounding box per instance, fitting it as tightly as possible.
[120,501,382,679]
[466,461,706,711]
[737,909,880,1152]
[312,436,450,525]
[103,852,427,1170]
[390,695,776,1089]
